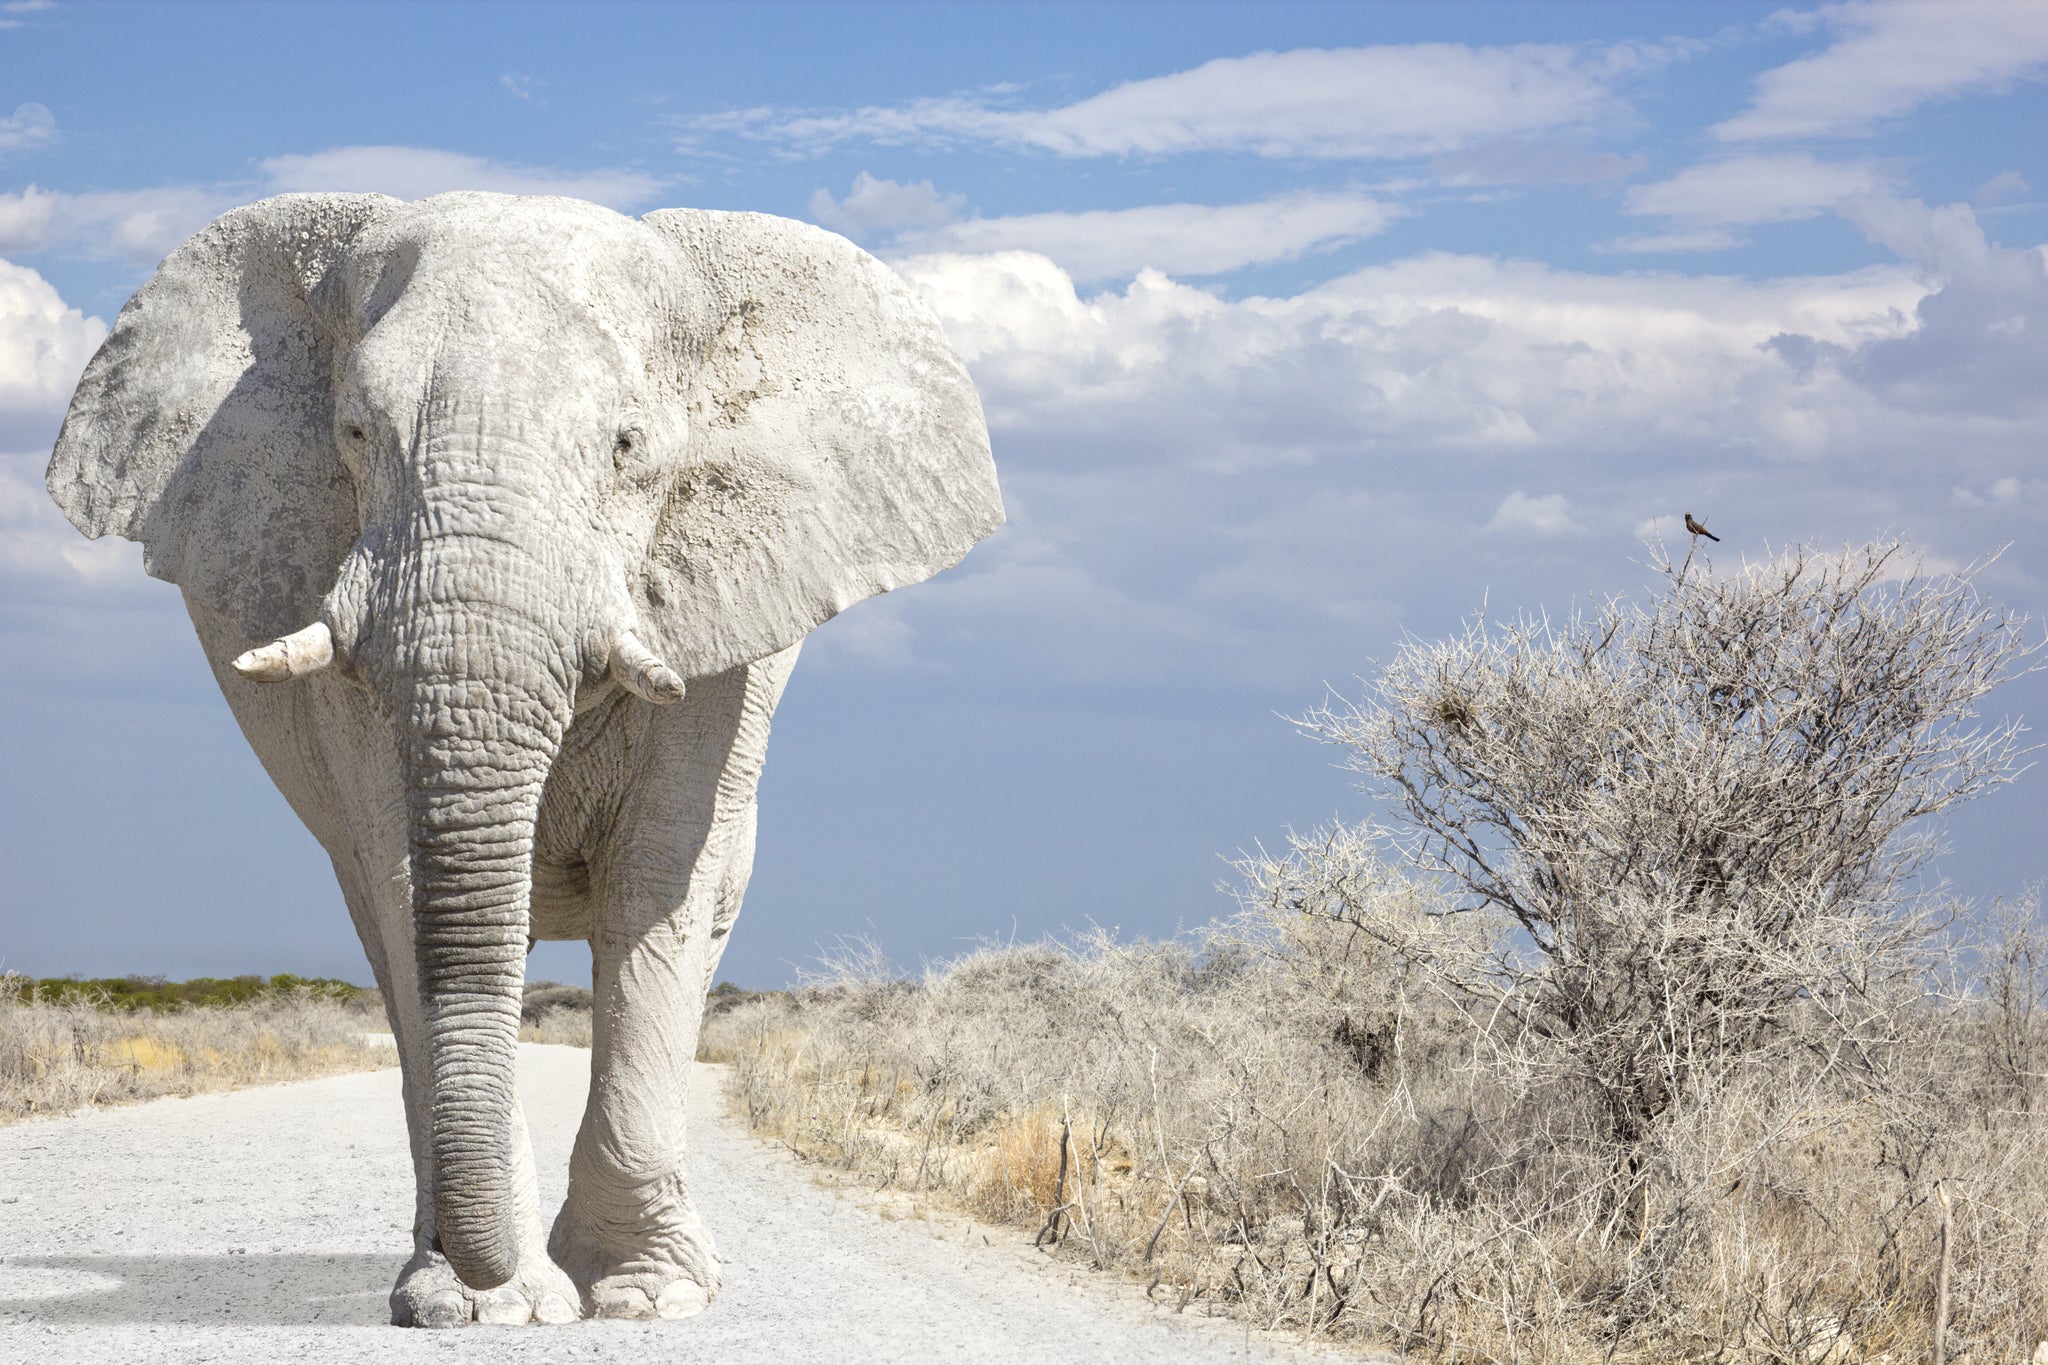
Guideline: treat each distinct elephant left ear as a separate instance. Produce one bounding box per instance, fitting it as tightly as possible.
[638,209,1004,678]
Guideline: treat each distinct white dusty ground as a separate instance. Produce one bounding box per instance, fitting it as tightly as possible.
[0,1046,1361,1364]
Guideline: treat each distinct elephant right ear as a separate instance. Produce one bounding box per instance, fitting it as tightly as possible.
[46,193,397,643]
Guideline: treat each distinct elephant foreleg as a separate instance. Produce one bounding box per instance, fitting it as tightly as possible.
[188,601,577,1326]
[548,644,796,1319]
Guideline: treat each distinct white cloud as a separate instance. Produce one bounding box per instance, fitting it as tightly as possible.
[0,448,139,585]
[0,0,54,29]
[500,73,542,103]
[1716,0,2048,141]
[1831,196,2048,418]
[874,229,2048,698]
[1488,491,1582,537]
[0,256,106,427]
[1950,475,2034,509]
[900,248,1928,466]
[809,172,963,237]
[1624,154,1894,229]
[0,148,669,265]
[1974,171,2030,208]
[898,191,1399,283]
[688,40,1686,161]
[0,102,55,153]
[1604,229,1746,255]
[0,258,131,589]
[258,146,662,208]
[0,184,228,263]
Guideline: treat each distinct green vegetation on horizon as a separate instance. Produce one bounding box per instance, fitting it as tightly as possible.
[3,973,373,1012]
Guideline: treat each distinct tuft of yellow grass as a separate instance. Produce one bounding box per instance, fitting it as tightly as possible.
[0,990,396,1123]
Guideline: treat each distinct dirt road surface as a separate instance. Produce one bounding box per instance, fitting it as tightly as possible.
[0,1045,1347,1364]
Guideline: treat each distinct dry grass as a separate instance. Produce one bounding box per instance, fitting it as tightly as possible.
[700,908,2048,1362]
[0,981,397,1124]
[521,1006,594,1047]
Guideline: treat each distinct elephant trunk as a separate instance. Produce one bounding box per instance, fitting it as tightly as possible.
[396,590,574,1291]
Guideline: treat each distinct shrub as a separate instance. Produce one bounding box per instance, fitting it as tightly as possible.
[698,540,2048,1360]
[1248,541,2036,1156]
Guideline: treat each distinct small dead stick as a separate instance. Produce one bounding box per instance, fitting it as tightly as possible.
[1143,1154,1208,1263]
[1933,1179,1954,1365]
[1034,1113,1074,1248]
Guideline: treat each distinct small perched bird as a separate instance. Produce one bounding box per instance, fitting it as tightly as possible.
[1684,512,1720,542]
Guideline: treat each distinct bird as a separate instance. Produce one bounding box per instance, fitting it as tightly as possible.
[1684,512,1720,542]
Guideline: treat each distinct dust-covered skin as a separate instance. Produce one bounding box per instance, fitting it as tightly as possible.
[0,1048,1345,1364]
[41,193,1003,1324]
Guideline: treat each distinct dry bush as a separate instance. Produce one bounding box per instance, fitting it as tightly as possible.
[0,980,396,1123]
[702,542,2048,1361]
[1281,540,2034,1156]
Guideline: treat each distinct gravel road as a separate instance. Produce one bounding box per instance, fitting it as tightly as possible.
[0,1045,1348,1364]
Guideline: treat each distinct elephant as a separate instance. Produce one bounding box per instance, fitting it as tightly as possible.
[44,191,1003,1325]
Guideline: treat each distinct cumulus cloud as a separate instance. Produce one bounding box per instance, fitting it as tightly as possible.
[865,240,2048,692]
[899,248,1928,466]
[897,190,1399,283]
[0,183,228,263]
[686,40,1686,161]
[0,102,55,153]
[808,172,964,237]
[0,257,105,436]
[1716,0,2048,141]
[1612,154,1895,250]
[0,258,136,590]
[0,147,668,265]
[1488,491,1582,537]
[1832,196,2048,418]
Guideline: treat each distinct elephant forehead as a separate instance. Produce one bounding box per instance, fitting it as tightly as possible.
[347,195,678,344]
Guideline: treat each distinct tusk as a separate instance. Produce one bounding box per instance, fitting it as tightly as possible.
[611,630,686,705]
[231,621,334,683]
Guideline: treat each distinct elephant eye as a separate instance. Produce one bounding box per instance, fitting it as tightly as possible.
[614,432,635,456]
[346,424,366,442]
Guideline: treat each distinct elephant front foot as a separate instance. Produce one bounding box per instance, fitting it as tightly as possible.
[549,1180,722,1320]
[390,1247,581,1327]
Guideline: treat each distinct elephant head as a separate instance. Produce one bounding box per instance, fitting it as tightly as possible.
[46,192,1002,1289]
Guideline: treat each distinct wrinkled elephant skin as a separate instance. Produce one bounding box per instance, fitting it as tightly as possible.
[45,192,1004,1325]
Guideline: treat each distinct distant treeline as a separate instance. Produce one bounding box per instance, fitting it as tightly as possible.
[2,973,375,1011]
[4,973,779,1016]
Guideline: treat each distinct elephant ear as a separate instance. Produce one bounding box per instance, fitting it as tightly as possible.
[639,209,1004,678]
[46,193,397,642]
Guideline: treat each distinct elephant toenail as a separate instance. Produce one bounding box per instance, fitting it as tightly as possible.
[419,1289,469,1328]
[473,1287,531,1325]
[655,1281,710,1319]
[593,1286,655,1319]
[535,1293,579,1324]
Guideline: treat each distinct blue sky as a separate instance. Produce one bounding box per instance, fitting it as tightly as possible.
[3,0,2047,988]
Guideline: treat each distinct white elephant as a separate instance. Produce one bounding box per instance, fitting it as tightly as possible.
[45,192,1003,1325]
